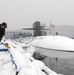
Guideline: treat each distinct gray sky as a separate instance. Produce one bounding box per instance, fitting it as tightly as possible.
[0,0,74,30]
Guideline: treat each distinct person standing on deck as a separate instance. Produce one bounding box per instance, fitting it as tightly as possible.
[0,22,7,41]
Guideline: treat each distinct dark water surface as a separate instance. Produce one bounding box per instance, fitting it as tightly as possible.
[44,57,74,75]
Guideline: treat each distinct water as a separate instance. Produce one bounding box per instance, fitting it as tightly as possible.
[44,57,74,75]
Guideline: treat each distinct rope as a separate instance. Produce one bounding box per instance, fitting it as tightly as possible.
[9,52,17,70]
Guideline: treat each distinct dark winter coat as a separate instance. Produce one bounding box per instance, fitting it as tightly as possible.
[0,24,5,36]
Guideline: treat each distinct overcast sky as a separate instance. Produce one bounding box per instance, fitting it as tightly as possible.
[0,0,74,30]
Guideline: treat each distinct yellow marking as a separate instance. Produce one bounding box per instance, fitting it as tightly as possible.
[3,43,10,48]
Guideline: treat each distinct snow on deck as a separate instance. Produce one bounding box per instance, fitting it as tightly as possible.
[0,51,16,75]
[0,39,62,75]
[28,35,74,51]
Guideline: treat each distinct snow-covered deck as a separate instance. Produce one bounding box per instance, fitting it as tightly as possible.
[0,39,61,75]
